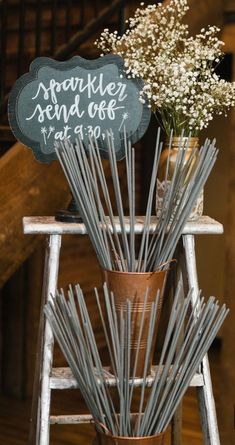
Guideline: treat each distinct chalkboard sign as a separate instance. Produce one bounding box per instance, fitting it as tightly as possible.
[8,55,151,162]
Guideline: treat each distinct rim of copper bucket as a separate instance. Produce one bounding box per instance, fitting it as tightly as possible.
[102,258,176,278]
[102,267,169,307]
[96,428,165,444]
[102,268,167,277]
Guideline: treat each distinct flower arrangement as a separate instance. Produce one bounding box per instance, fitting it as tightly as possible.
[95,0,235,136]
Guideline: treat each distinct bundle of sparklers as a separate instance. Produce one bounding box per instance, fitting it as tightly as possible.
[45,284,228,437]
[55,130,218,272]
[48,130,227,439]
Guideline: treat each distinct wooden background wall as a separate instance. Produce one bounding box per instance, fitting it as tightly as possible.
[1,1,235,444]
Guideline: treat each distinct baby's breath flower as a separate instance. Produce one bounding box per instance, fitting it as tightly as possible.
[95,0,235,137]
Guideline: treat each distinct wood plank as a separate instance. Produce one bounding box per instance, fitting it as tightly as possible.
[50,414,94,425]
[23,215,224,236]
[50,366,204,390]
[0,142,70,287]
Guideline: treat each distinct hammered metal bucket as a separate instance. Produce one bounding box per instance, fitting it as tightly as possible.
[102,269,168,377]
[96,430,165,445]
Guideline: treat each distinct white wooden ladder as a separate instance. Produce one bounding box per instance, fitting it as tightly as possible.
[23,215,223,445]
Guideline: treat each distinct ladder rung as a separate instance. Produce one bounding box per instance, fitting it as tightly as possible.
[50,366,204,390]
[23,215,224,236]
[50,410,148,425]
[50,414,94,424]
[50,410,150,425]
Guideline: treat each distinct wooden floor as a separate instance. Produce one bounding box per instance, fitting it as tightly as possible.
[0,346,225,445]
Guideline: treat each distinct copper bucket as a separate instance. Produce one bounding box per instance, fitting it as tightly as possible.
[102,269,167,377]
[97,430,165,445]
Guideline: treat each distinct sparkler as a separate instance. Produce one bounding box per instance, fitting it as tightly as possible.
[55,130,218,272]
[44,283,228,437]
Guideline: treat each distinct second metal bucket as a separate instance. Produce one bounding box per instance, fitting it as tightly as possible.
[102,268,167,377]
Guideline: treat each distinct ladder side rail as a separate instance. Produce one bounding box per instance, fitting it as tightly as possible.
[183,234,220,445]
[37,235,62,445]
[171,240,191,445]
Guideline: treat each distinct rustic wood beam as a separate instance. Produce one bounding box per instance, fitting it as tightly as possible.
[0,142,70,288]
[54,0,126,60]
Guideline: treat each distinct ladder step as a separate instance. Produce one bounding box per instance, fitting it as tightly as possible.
[50,411,146,425]
[50,414,94,424]
[50,366,204,390]
[23,215,224,236]
[50,411,148,425]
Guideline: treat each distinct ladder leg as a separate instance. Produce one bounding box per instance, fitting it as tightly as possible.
[171,241,187,445]
[182,234,220,445]
[28,234,61,445]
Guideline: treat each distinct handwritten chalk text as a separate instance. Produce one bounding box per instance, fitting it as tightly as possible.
[32,73,127,104]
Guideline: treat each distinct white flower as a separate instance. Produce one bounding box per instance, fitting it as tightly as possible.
[95,0,235,136]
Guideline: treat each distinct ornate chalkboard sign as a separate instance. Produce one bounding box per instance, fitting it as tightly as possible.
[8,55,151,162]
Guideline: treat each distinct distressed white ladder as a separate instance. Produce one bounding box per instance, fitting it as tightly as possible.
[23,215,223,445]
